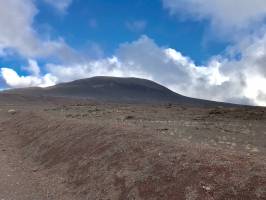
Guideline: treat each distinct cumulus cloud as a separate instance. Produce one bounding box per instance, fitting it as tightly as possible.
[0,0,73,59]
[23,59,41,76]
[43,0,73,13]
[1,61,57,88]
[162,0,266,37]
[45,56,151,83]
[112,36,258,105]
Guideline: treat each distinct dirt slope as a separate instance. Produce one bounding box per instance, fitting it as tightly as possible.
[0,98,266,199]
[0,110,79,200]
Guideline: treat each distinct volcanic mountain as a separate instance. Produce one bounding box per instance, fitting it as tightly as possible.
[3,76,229,106]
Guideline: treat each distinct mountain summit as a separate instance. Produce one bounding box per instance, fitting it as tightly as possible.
[3,76,229,106]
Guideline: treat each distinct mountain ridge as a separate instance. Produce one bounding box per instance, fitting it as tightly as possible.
[2,76,235,106]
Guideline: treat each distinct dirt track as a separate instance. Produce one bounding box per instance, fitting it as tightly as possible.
[0,95,266,199]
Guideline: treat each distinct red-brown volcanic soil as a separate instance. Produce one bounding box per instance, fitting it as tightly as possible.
[0,94,266,199]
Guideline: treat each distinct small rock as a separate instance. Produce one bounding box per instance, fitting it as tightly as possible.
[166,103,172,108]
[8,109,16,115]
[157,128,169,131]
[32,167,39,172]
[124,115,135,120]
[231,143,236,147]
[251,147,259,153]
[202,185,211,191]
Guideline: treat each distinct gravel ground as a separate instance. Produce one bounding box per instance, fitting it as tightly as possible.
[0,110,79,200]
[0,95,266,199]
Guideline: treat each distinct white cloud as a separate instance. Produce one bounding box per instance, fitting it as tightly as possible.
[43,0,73,12]
[4,35,265,105]
[0,68,56,88]
[0,0,73,59]
[45,56,151,83]
[112,36,247,104]
[163,0,266,37]
[23,59,41,76]
[1,59,57,88]
[2,34,266,106]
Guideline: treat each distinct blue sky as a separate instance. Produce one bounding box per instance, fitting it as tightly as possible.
[0,0,227,68]
[56,0,226,63]
[1,0,266,106]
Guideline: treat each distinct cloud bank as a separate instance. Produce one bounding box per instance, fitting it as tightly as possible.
[1,59,57,88]
[163,0,266,37]
[0,0,73,59]
[2,35,266,106]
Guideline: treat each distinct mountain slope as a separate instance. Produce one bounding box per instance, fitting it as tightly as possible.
[3,76,231,106]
